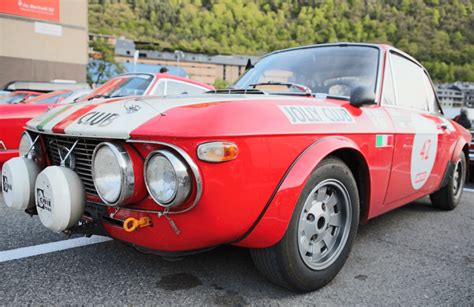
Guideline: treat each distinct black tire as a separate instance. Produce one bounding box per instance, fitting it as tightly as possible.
[430,151,466,210]
[251,156,360,292]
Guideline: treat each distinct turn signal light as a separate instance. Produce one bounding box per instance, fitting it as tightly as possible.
[197,142,238,162]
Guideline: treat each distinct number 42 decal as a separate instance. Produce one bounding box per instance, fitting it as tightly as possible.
[419,139,431,160]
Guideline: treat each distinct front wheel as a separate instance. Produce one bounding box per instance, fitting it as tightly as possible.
[251,157,359,292]
[430,151,466,210]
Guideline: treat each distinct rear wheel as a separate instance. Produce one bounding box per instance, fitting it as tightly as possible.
[251,157,359,292]
[430,151,466,210]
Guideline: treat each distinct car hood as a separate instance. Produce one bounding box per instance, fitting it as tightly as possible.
[27,94,355,139]
[0,103,50,120]
[26,94,304,139]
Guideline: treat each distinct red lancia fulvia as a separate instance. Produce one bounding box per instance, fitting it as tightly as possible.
[2,43,471,292]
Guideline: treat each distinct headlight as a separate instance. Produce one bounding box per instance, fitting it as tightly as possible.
[145,150,191,208]
[19,132,40,161]
[92,142,134,206]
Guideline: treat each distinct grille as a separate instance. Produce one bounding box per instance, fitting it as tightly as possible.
[44,135,102,195]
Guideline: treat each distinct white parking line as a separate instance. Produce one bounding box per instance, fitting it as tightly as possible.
[0,236,112,263]
[464,187,474,193]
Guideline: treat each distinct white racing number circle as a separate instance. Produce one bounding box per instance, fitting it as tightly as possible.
[35,166,85,232]
[2,157,40,210]
[410,114,438,190]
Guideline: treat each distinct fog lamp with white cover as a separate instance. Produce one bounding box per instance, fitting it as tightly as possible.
[145,150,191,208]
[92,142,135,206]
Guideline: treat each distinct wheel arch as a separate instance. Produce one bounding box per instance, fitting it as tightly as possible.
[451,138,470,183]
[330,148,371,223]
[234,136,371,248]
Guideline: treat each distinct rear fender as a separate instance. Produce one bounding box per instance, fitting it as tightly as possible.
[235,136,364,248]
[452,137,470,182]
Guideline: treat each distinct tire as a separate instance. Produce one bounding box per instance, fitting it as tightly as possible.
[430,151,466,210]
[251,156,360,292]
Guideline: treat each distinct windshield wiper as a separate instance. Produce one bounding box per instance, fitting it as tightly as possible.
[87,94,111,101]
[206,88,267,95]
[249,81,313,96]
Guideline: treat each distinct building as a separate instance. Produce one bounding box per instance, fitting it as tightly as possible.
[436,85,464,108]
[460,84,474,108]
[109,37,259,85]
[436,82,474,109]
[0,0,88,88]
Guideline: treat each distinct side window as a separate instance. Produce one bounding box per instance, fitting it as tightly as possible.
[151,79,166,96]
[382,56,396,106]
[166,80,207,96]
[422,72,440,114]
[390,53,428,111]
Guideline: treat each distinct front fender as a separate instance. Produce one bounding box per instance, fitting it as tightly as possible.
[234,136,364,248]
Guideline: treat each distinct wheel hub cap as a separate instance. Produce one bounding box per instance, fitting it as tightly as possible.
[297,179,352,270]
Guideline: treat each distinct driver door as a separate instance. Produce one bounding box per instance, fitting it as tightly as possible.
[382,51,451,207]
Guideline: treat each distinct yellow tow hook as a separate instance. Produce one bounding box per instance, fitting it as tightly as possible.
[123,216,152,233]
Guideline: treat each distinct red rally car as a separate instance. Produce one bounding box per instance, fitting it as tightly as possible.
[0,73,212,167]
[2,43,471,292]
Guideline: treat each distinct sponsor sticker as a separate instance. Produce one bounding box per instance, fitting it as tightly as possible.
[375,134,394,148]
[36,188,52,212]
[279,105,354,124]
[2,175,12,193]
[410,114,438,190]
[77,112,119,127]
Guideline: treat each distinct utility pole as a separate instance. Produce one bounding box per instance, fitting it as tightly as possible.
[174,50,185,68]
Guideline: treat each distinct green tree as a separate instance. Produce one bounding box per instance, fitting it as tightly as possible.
[88,0,474,82]
[87,40,125,85]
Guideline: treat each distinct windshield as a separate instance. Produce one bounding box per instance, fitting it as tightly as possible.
[0,93,28,104]
[30,91,73,105]
[235,45,380,98]
[94,75,153,99]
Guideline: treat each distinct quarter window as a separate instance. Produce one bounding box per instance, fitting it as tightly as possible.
[151,80,166,96]
[166,80,207,95]
[390,53,428,111]
[422,72,439,114]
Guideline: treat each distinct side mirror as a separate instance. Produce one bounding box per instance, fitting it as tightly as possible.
[349,86,376,107]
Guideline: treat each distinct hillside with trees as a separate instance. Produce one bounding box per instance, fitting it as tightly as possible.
[89,0,474,82]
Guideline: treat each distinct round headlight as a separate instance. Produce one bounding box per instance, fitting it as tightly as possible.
[19,132,40,161]
[92,142,134,206]
[145,150,191,208]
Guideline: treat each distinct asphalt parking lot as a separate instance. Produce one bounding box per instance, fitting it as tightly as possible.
[1,185,473,305]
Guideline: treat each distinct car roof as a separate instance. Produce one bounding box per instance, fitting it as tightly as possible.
[4,81,90,92]
[260,42,424,68]
[10,90,43,95]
